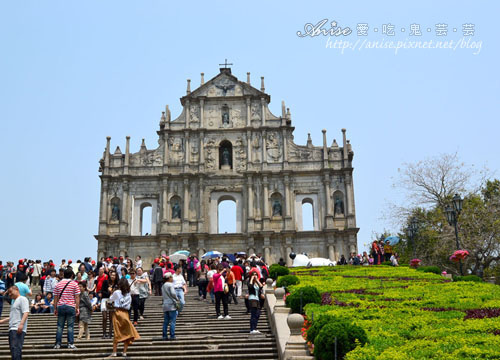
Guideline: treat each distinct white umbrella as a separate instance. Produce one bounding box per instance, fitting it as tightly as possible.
[169,253,187,263]
[202,251,223,259]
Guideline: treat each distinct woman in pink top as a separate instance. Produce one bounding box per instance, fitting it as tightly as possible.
[212,265,230,320]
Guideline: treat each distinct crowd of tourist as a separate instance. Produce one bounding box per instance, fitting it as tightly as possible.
[0,252,270,359]
[337,239,399,266]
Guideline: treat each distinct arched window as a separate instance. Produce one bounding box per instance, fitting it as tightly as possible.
[301,199,314,231]
[140,203,152,235]
[218,198,236,233]
[219,140,233,169]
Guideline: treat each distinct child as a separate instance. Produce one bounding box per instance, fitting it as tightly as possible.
[78,281,93,340]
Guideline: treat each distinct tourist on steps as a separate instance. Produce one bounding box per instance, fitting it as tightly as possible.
[77,281,92,340]
[213,264,231,320]
[162,272,179,340]
[53,268,80,349]
[0,285,29,360]
[248,271,264,334]
[172,265,187,313]
[107,278,140,358]
[196,260,208,300]
[136,267,151,320]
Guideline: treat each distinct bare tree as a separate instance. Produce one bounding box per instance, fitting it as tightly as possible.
[395,152,476,209]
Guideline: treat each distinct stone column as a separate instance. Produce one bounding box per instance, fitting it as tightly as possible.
[262,131,267,164]
[261,97,266,127]
[184,131,189,165]
[199,99,205,128]
[162,178,169,222]
[323,175,334,229]
[124,136,130,175]
[163,132,169,168]
[198,177,204,231]
[183,178,189,221]
[246,130,252,163]
[120,180,129,235]
[282,129,288,165]
[262,176,270,230]
[247,176,254,218]
[328,244,335,261]
[104,137,111,174]
[345,172,356,227]
[246,97,251,127]
[264,236,271,264]
[284,176,293,230]
[100,179,109,222]
[248,237,255,256]
[199,131,205,165]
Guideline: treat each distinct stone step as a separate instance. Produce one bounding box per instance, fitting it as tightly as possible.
[0,293,278,359]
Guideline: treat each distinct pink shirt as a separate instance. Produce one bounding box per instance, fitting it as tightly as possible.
[212,273,225,292]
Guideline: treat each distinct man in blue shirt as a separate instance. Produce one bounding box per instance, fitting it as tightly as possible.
[13,273,32,304]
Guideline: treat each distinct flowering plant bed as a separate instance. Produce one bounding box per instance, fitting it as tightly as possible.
[289,266,500,359]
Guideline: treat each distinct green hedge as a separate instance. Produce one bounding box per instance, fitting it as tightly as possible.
[453,275,483,282]
[416,266,441,275]
[285,285,321,314]
[276,275,300,288]
[269,264,290,280]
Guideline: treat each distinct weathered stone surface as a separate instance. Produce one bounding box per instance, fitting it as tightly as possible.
[95,68,358,266]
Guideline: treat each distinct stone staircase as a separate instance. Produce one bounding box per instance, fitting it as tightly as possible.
[0,290,279,359]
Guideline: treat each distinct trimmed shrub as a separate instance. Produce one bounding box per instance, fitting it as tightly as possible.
[381,261,392,266]
[454,275,483,282]
[269,264,290,280]
[306,314,341,343]
[416,266,441,275]
[314,320,368,360]
[286,286,321,314]
[276,275,300,288]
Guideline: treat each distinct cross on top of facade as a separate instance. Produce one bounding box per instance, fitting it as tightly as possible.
[219,59,233,68]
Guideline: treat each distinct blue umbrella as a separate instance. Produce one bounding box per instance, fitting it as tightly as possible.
[236,252,247,256]
[385,236,400,246]
[225,254,236,263]
[173,250,190,256]
[202,251,223,259]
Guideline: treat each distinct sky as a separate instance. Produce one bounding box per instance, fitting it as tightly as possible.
[0,1,498,263]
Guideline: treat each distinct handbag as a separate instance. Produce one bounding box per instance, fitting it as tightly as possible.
[106,299,116,312]
[165,287,182,310]
[223,283,229,294]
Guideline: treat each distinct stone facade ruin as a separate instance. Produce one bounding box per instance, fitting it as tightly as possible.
[95,67,358,266]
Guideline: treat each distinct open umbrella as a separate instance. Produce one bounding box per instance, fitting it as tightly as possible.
[169,253,188,263]
[173,250,190,256]
[385,236,400,246]
[236,252,247,256]
[202,251,223,259]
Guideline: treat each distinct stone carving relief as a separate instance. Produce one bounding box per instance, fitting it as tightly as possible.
[252,133,261,163]
[231,106,245,127]
[190,141,199,163]
[266,131,282,162]
[214,78,236,96]
[168,137,184,164]
[204,138,217,170]
[206,105,218,127]
[189,104,200,126]
[130,148,163,167]
[251,102,261,121]
[234,136,247,172]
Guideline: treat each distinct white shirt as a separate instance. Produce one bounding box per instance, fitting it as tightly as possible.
[172,273,186,289]
[207,270,216,280]
[109,290,132,310]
